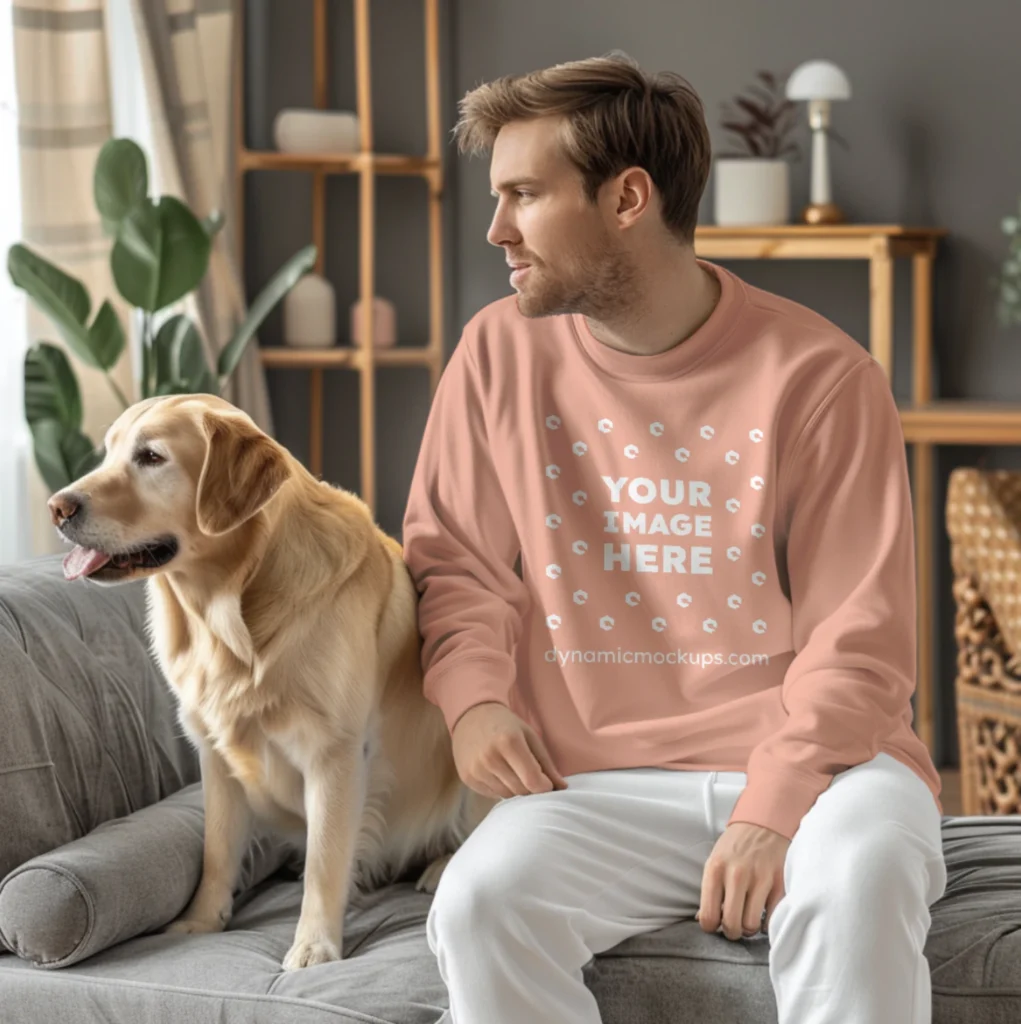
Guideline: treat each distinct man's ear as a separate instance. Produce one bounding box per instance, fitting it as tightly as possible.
[195,411,291,537]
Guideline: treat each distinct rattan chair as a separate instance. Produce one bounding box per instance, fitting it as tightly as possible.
[946,467,1021,814]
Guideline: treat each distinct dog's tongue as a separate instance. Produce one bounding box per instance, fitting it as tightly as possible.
[62,546,111,581]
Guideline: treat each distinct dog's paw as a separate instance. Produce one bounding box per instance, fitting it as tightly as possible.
[415,853,453,894]
[162,914,226,936]
[283,937,341,970]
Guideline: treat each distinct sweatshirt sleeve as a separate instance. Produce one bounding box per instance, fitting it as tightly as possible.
[727,357,917,840]
[401,331,530,734]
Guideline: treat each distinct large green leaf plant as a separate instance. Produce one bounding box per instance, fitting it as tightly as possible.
[9,137,316,493]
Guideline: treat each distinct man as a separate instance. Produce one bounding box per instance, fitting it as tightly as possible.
[401,51,946,1024]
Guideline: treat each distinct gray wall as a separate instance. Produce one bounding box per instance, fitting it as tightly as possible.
[244,0,1021,769]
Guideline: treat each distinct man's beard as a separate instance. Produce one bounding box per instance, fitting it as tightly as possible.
[515,237,640,321]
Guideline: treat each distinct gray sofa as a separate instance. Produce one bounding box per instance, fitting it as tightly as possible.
[0,555,1019,1024]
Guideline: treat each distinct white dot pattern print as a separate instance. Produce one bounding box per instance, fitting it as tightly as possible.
[540,409,772,641]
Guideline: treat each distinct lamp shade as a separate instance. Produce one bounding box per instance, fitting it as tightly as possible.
[785,60,851,101]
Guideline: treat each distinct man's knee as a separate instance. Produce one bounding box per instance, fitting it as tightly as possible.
[787,823,941,911]
[426,838,549,950]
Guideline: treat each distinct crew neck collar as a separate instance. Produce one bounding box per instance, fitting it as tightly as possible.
[568,259,746,381]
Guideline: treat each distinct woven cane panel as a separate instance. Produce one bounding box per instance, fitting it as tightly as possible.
[952,568,1021,814]
[970,715,1021,814]
[946,468,1021,658]
[952,573,1021,693]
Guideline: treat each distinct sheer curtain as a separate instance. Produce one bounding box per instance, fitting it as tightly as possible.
[10,0,128,559]
[107,0,160,381]
[0,0,32,566]
[128,0,273,433]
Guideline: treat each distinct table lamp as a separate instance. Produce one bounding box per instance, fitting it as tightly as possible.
[785,60,851,224]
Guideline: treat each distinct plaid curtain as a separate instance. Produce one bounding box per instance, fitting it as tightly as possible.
[10,0,272,555]
[11,0,132,555]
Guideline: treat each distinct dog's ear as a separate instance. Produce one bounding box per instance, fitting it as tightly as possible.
[195,411,291,537]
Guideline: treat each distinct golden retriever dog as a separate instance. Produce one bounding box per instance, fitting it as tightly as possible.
[47,393,493,970]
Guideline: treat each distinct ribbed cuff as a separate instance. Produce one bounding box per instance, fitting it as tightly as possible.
[727,766,831,840]
[424,654,514,735]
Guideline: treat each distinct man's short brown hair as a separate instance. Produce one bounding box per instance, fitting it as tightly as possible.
[452,51,711,245]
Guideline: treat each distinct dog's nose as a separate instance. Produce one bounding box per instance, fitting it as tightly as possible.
[48,491,83,526]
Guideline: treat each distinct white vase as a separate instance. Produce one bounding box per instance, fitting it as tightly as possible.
[282,274,336,348]
[273,110,360,154]
[713,158,790,226]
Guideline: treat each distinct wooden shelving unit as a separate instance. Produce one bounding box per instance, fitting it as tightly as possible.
[233,0,446,515]
[898,402,1021,445]
[695,224,1021,760]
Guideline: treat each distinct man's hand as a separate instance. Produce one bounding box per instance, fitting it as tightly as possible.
[696,822,790,940]
[451,702,568,799]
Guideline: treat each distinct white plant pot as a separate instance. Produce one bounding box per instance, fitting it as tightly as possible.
[713,158,790,226]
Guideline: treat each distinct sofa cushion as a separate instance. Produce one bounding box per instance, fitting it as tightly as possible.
[924,815,1021,1005]
[0,556,199,880]
[0,783,302,968]
[0,878,446,1024]
[0,816,1018,1024]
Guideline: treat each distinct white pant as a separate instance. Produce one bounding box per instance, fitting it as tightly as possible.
[427,752,947,1024]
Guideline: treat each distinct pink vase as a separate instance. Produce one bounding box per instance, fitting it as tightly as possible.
[350,297,396,348]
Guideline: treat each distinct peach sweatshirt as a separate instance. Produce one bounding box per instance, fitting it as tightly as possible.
[402,260,942,840]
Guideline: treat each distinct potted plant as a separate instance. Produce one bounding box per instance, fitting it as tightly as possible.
[8,137,316,494]
[714,70,802,227]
